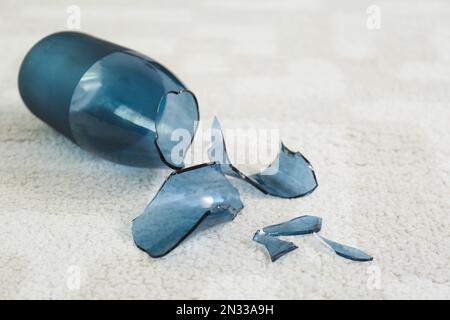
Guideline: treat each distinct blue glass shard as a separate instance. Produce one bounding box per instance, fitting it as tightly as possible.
[262,215,322,236]
[252,230,298,262]
[208,117,318,198]
[132,163,243,258]
[315,234,373,262]
[249,143,318,198]
[154,90,199,169]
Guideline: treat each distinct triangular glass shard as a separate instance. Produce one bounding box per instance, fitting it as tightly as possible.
[209,116,232,166]
[315,234,373,262]
[262,215,322,236]
[252,230,298,262]
[208,117,317,198]
[132,163,244,258]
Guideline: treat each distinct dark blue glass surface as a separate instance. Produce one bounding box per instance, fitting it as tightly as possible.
[132,163,243,258]
[19,32,199,169]
[18,32,126,139]
[254,215,372,263]
[209,117,318,198]
[250,143,318,198]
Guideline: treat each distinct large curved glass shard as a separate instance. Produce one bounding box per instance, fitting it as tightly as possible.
[252,230,298,262]
[315,234,373,262]
[208,117,318,198]
[132,163,244,258]
[263,215,322,236]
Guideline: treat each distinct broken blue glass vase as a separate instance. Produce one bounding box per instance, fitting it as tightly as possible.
[18,31,199,169]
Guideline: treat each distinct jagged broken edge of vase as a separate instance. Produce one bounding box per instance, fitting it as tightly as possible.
[253,215,372,263]
[208,117,318,199]
[132,162,244,258]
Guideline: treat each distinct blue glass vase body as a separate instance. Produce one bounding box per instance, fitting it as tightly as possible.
[18,32,199,169]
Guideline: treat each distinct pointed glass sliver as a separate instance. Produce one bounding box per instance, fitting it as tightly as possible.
[315,234,373,262]
[208,116,318,198]
[252,230,298,262]
[263,215,322,236]
[132,163,244,258]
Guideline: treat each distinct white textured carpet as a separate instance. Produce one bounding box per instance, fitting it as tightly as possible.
[1,0,449,299]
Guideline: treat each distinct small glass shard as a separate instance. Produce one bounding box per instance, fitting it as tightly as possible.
[132,163,244,258]
[209,117,318,198]
[315,234,373,262]
[252,230,298,262]
[262,215,322,236]
[249,143,318,198]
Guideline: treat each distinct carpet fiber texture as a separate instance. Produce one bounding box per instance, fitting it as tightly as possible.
[0,0,449,299]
